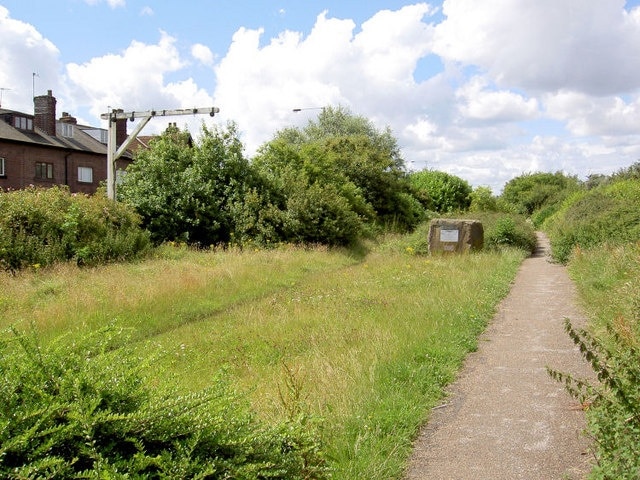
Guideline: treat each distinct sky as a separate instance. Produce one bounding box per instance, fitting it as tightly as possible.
[2,1,640,192]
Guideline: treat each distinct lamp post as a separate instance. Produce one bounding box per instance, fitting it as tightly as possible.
[292,107,323,113]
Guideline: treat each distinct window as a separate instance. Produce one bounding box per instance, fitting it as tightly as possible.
[13,116,33,131]
[78,166,93,183]
[0,157,5,176]
[35,162,53,180]
[62,123,74,138]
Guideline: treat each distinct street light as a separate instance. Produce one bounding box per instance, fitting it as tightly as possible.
[292,107,323,112]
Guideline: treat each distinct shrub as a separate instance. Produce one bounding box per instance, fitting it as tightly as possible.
[409,170,472,213]
[500,171,582,216]
[0,186,150,272]
[469,186,498,212]
[0,325,328,479]
[544,180,640,263]
[548,320,640,479]
[118,123,252,246]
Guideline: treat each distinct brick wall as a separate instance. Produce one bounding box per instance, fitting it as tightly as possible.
[0,142,131,193]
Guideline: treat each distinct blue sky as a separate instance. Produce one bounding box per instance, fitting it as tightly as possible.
[2,0,640,192]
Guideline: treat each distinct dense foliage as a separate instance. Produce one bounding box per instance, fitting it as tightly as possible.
[544,179,640,263]
[118,123,252,246]
[408,170,472,213]
[251,106,423,243]
[500,171,581,223]
[0,326,327,479]
[118,108,424,248]
[0,186,150,272]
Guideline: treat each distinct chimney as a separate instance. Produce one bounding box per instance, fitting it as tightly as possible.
[59,112,77,125]
[114,109,127,147]
[34,90,57,136]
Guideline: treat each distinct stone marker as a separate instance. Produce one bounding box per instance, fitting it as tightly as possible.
[428,219,484,254]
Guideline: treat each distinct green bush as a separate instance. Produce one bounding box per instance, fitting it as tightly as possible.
[544,180,640,263]
[500,171,582,216]
[119,123,252,246]
[0,186,150,272]
[0,326,328,479]
[548,319,640,479]
[408,170,472,213]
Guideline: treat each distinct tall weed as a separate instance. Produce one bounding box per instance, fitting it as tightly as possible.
[551,243,640,478]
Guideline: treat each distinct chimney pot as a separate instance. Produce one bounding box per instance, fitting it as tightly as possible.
[34,90,57,136]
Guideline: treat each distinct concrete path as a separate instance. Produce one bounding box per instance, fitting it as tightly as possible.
[405,233,594,479]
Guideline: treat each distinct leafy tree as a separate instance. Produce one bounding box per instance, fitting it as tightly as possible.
[249,138,374,246]
[469,186,499,212]
[276,107,419,227]
[119,123,251,246]
[500,171,581,216]
[408,170,472,213]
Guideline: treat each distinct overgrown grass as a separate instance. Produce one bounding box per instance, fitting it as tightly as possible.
[1,237,526,479]
[563,243,640,479]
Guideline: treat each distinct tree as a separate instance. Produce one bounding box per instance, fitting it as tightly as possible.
[408,170,472,213]
[500,171,581,216]
[469,186,499,212]
[248,137,374,246]
[118,122,251,246]
[250,106,423,242]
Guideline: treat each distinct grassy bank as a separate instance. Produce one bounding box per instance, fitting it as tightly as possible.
[0,240,526,479]
[567,243,640,479]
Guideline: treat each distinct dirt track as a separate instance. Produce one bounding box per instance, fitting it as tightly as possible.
[405,233,594,479]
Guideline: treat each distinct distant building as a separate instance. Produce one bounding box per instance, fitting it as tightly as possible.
[0,90,136,194]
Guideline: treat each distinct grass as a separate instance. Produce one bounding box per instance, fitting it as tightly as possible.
[0,239,526,479]
[565,243,640,479]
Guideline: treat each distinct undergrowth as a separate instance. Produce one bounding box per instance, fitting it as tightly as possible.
[548,319,640,479]
[0,186,150,272]
[544,179,640,263]
[0,325,327,479]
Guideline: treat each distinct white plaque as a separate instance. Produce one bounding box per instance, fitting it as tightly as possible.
[440,229,459,242]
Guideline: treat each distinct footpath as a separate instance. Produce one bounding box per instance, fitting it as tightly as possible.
[405,232,594,479]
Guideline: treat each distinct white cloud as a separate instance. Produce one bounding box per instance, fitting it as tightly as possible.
[83,0,126,8]
[0,6,61,112]
[191,43,215,66]
[214,6,441,154]
[433,0,640,95]
[456,76,539,123]
[140,6,154,16]
[64,31,206,120]
[544,91,640,137]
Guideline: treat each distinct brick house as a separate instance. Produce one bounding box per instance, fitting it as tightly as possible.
[0,90,132,194]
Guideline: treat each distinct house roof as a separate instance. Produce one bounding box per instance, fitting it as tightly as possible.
[0,108,131,158]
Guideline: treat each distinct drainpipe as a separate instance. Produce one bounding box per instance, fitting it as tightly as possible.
[64,152,71,188]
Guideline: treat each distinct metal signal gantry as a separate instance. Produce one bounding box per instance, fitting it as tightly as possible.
[100,107,220,200]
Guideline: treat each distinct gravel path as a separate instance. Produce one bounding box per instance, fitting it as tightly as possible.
[405,232,594,479]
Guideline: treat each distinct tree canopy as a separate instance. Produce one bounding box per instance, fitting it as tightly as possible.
[118,122,251,246]
[408,170,472,213]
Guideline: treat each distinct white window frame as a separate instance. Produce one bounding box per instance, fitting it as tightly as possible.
[78,166,93,183]
[62,123,74,138]
[0,157,5,176]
